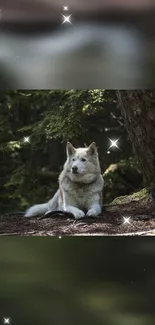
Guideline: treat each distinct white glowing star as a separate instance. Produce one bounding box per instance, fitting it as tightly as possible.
[123,217,131,225]
[24,137,30,143]
[62,14,72,24]
[59,236,62,239]
[63,6,68,11]
[3,318,10,324]
[109,138,119,149]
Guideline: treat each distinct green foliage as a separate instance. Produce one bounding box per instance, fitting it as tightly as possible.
[104,158,143,203]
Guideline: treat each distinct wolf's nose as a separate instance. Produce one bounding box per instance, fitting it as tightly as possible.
[72,166,78,173]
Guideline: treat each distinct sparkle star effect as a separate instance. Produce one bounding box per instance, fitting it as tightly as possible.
[63,6,68,11]
[23,136,30,143]
[108,138,119,149]
[58,236,62,239]
[62,14,72,24]
[3,318,10,324]
[123,217,131,225]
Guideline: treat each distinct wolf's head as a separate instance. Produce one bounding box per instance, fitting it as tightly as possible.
[64,142,101,183]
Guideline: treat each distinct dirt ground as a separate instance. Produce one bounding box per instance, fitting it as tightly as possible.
[1,200,155,236]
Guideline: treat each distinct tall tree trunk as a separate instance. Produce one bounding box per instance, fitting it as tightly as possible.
[116,90,155,188]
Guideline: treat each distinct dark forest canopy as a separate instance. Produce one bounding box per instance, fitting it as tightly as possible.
[0,89,153,213]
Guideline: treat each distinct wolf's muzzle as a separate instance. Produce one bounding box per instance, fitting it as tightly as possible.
[72,166,78,174]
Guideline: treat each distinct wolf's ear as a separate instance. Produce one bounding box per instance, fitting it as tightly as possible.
[87,142,98,155]
[66,142,76,157]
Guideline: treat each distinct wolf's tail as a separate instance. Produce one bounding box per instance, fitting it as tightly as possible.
[24,190,59,217]
[24,203,48,217]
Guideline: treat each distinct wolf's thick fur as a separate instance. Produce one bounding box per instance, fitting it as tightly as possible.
[25,142,104,219]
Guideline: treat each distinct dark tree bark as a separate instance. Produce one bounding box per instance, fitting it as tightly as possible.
[116,90,155,187]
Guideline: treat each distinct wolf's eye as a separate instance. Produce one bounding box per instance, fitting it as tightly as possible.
[81,158,86,162]
[72,158,76,161]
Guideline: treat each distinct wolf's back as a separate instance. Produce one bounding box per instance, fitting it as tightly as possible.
[24,203,48,217]
[24,190,59,217]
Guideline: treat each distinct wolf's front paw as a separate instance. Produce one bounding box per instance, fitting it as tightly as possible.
[69,207,85,220]
[86,208,100,217]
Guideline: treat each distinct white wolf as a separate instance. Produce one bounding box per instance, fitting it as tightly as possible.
[25,142,104,219]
